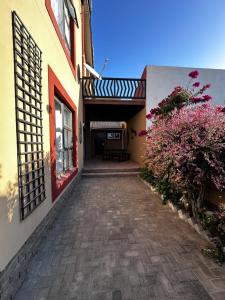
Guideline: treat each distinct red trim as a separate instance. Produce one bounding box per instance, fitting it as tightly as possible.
[70,17,76,68]
[45,0,76,80]
[48,66,78,202]
[81,2,85,76]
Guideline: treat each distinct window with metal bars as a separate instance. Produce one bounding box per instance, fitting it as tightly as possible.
[55,97,74,177]
[12,12,46,220]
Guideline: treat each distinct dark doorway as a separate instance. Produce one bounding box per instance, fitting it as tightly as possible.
[94,131,106,155]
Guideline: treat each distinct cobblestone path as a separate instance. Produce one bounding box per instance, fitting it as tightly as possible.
[15,177,225,300]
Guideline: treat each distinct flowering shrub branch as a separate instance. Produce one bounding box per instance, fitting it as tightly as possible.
[146,104,225,215]
[146,70,212,120]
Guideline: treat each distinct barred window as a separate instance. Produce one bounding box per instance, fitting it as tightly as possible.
[12,12,46,220]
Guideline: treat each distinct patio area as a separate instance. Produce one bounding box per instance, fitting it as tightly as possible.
[15,176,225,300]
[83,157,140,171]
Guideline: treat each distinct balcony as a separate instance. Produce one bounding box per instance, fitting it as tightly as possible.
[82,77,146,100]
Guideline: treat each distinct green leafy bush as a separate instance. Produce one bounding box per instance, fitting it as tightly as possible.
[140,167,156,185]
[156,179,182,205]
[140,168,181,205]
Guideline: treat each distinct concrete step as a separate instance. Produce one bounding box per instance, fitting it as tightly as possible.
[82,167,140,174]
[82,171,140,178]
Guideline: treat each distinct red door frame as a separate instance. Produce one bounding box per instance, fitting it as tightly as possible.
[48,66,78,202]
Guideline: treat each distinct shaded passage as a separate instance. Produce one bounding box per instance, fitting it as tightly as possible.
[15,177,225,300]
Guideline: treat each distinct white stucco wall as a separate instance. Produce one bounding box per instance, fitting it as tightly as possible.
[146,66,225,127]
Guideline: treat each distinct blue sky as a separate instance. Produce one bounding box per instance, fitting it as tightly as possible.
[92,0,225,78]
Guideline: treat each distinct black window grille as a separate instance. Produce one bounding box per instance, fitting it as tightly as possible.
[12,12,46,220]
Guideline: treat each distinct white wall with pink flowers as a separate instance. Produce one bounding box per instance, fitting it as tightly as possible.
[145,65,225,128]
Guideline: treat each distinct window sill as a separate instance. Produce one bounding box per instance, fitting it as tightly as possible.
[54,168,78,201]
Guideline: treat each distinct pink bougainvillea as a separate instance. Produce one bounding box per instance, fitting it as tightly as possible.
[145,104,225,215]
[203,95,212,101]
[193,82,200,87]
[142,70,225,216]
[188,70,199,79]
[138,129,148,137]
[147,70,212,119]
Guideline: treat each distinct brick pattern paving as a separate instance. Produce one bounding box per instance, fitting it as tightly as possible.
[15,177,225,300]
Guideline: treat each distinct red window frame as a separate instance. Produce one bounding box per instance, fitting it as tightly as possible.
[81,1,85,76]
[45,0,76,79]
[48,66,78,202]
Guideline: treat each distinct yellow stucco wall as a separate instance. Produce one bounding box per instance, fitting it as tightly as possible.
[127,108,146,165]
[0,0,86,270]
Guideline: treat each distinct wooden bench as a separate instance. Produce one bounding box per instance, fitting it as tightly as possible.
[102,149,130,162]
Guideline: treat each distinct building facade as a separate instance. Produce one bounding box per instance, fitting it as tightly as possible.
[6,3,225,297]
[0,1,93,297]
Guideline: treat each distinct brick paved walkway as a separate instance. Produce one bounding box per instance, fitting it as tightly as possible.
[15,177,225,300]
